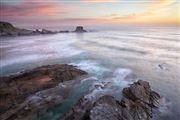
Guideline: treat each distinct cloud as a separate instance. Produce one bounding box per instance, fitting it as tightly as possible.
[82,0,117,3]
[0,1,66,17]
[110,0,176,21]
[147,0,176,10]
[112,12,153,20]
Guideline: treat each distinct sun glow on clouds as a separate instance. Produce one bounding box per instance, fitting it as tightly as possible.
[147,0,176,10]
[0,1,65,16]
[83,0,117,3]
[0,0,178,27]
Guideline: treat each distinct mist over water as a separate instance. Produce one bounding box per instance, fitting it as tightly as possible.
[0,27,179,120]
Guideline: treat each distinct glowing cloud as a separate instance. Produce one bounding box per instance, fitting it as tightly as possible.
[0,0,178,27]
[83,0,117,3]
[147,0,176,10]
[0,1,65,17]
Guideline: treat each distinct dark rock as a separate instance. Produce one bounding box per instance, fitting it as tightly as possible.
[32,29,41,34]
[41,29,54,34]
[59,30,69,33]
[60,80,161,120]
[0,64,87,119]
[74,26,87,33]
[0,21,58,36]
[0,21,33,36]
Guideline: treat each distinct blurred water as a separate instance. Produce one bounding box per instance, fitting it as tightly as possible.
[0,27,179,120]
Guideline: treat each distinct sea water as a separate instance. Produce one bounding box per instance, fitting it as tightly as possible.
[0,27,179,120]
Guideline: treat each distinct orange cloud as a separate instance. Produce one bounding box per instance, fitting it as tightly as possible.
[83,0,117,3]
[107,0,178,26]
[147,0,176,10]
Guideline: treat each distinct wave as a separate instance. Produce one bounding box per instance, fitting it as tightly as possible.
[70,60,110,76]
[84,67,135,101]
[85,40,148,55]
[129,34,178,42]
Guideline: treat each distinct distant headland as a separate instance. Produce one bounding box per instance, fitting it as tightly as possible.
[0,21,87,37]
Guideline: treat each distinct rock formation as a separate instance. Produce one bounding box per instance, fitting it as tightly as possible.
[60,80,161,120]
[0,64,87,120]
[0,21,57,36]
[74,26,87,33]
[41,29,54,34]
[0,21,33,36]
[59,30,70,33]
[0,21,89,36]
[0,60,161,120]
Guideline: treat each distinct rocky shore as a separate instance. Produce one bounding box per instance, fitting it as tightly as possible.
[0,64,87,120]
[0,21,87,37]
[60,80,161,120]
[0,64,161,120]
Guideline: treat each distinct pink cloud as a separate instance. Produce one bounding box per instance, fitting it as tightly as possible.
[83,0,117,3]
[0,1,66,17]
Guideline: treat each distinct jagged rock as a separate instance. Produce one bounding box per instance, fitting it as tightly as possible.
[60,80,161,120]
[0,64,87,118]
[74,26,87,33]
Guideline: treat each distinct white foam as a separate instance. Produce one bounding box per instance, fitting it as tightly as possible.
[71,60,109,75]
[84,88,105,101]
[83,68,133,101]
[83,80,111,101]
[81,77,98,83]
[112,68,132,87]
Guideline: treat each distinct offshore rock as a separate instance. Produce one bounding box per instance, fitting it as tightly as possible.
[74,26,87,33]
[0,21,57,36]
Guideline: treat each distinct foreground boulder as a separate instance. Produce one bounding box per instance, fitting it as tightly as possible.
[0,64,87,118]
[60,80,161,120]
[74,26,87,33]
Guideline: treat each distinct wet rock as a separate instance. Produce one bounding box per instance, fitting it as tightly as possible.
[60,80,161,120]
[74,26,87,33]
[157,63,168,70]
[0,84,72,120]
[0,64,87,119]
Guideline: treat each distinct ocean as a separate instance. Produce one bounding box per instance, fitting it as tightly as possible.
[0,26,179,120]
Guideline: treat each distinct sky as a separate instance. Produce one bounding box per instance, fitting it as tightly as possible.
[0,0,179,28]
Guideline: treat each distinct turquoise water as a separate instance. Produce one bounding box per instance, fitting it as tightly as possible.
[0,27,179,120]
[38,80,94,120]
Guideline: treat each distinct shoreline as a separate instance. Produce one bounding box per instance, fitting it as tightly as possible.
[0,21,87,37]
[0,63,162,120]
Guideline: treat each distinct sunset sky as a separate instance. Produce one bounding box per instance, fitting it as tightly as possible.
[0,0,179,28]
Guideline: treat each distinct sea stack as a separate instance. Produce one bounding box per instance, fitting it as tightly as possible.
[74,26,87,32]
